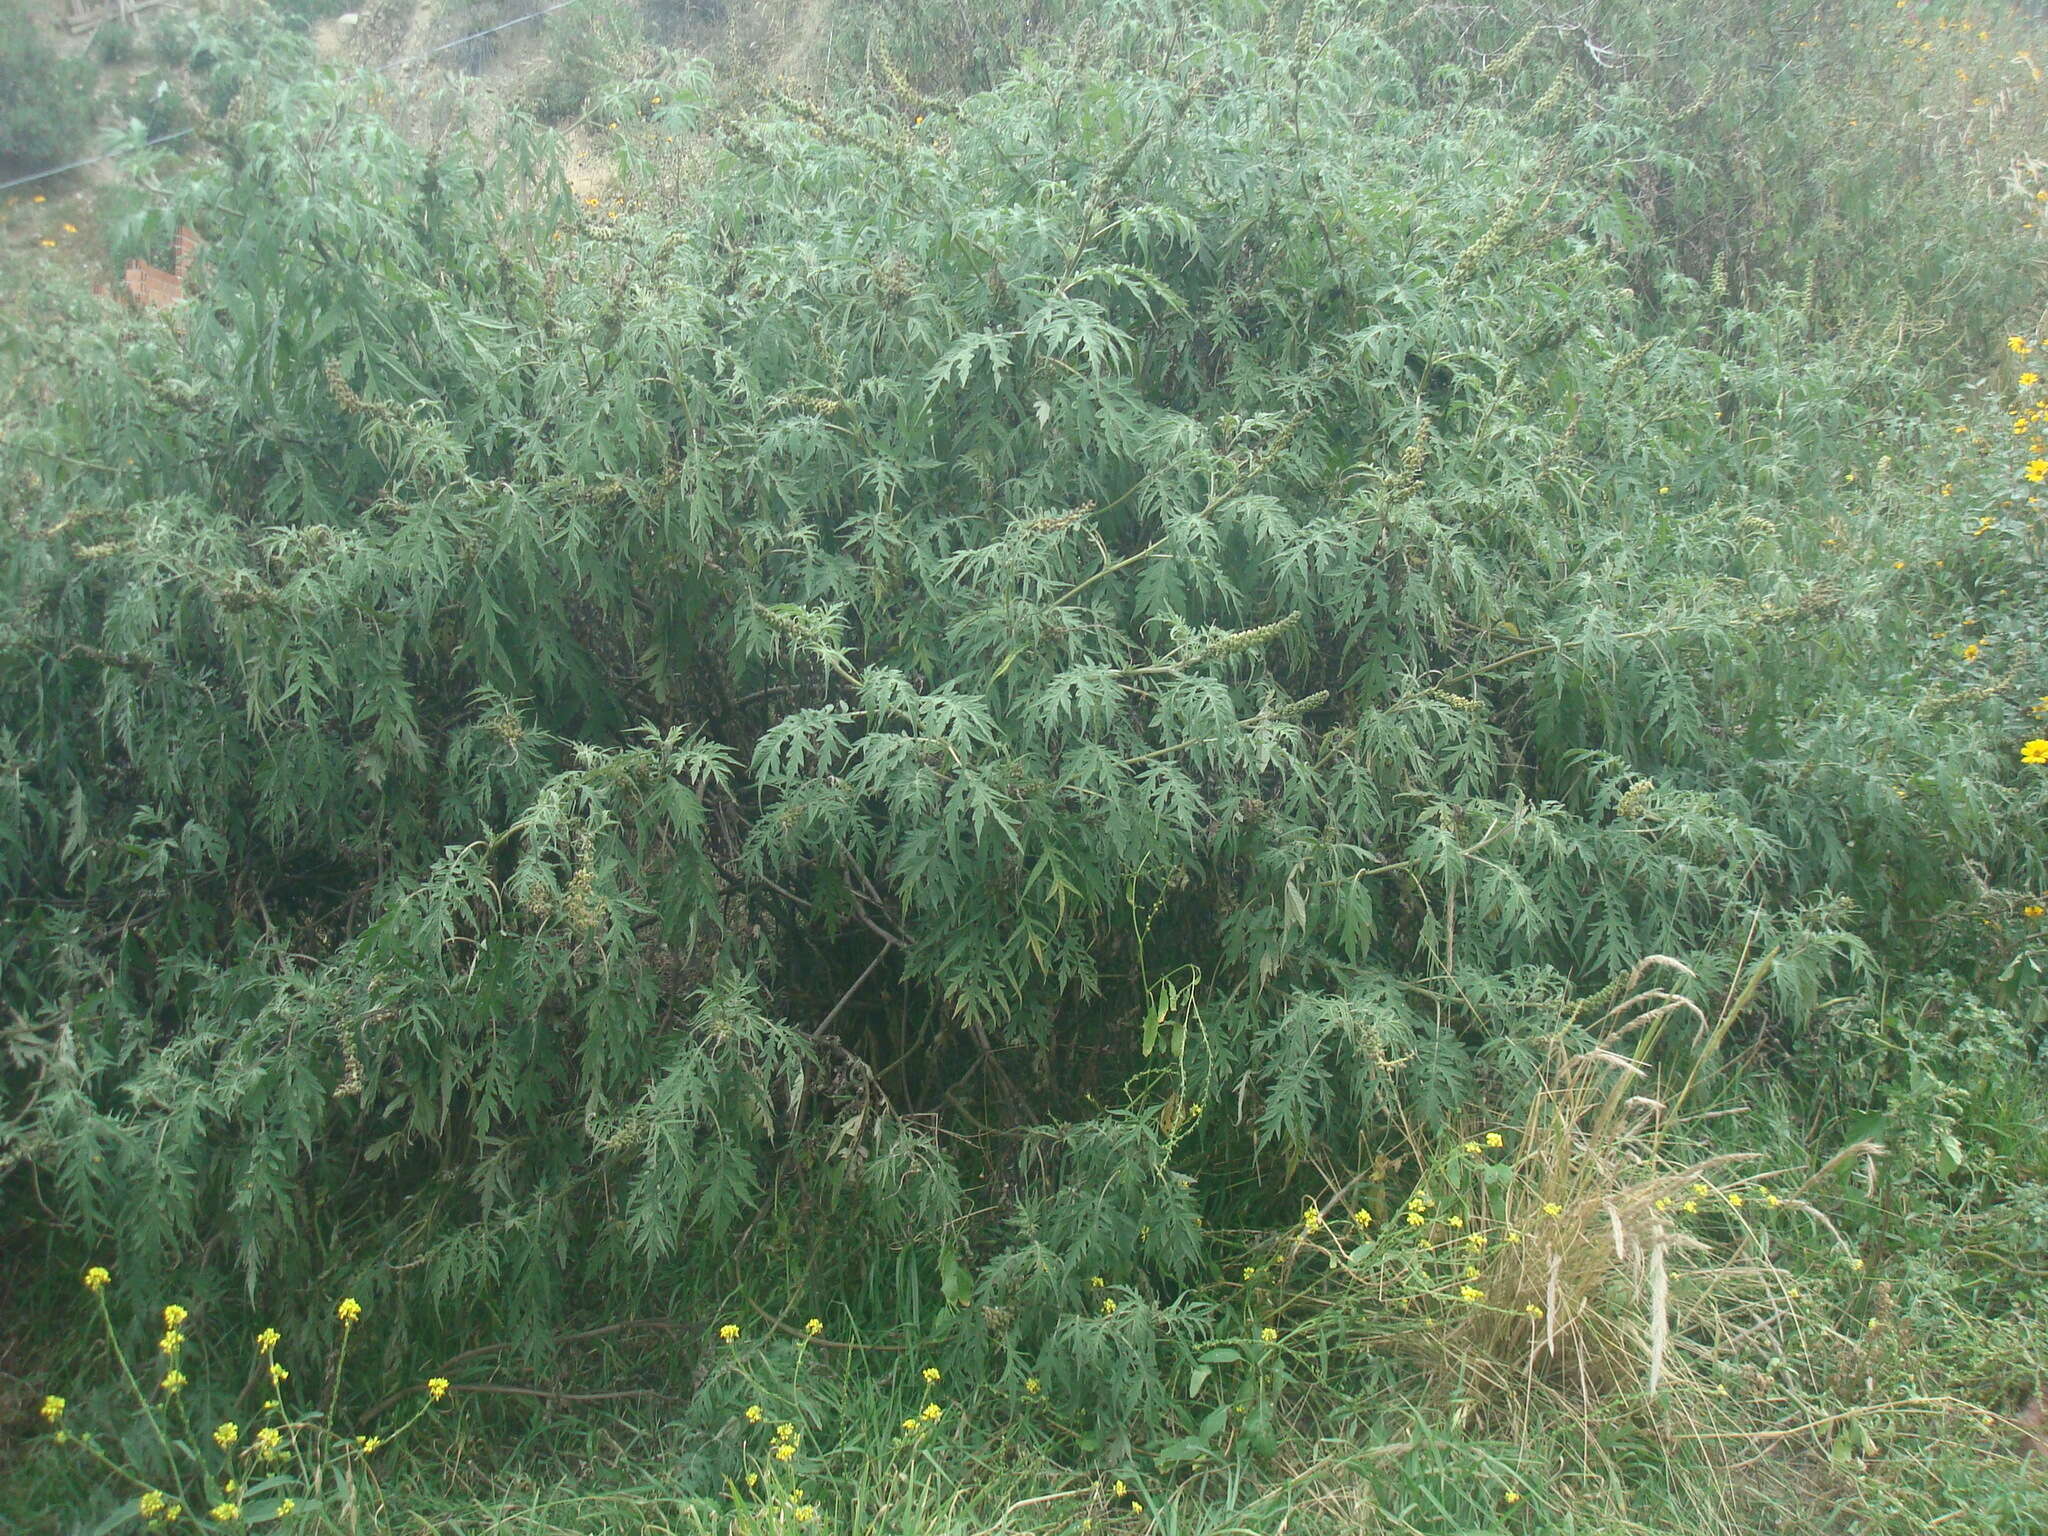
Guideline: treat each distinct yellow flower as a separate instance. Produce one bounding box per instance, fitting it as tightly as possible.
[1504,1488,1522,1505]
[775,1422,798,1442]
[718,1323,740,1341]
[39,1395,64,1423]
[159,1330,184,1354]
[255,1427,283,1457]
[1090,1275,1105,1287]
[209,1505,241,1523]
[1541,1202,1563,1218]
[2028,459,2048,483]
[1101,1298,1117,1314]
[1484,1132,1504,1148]
[1682,1200,1699,1214]
[83,1266,111,1292]
[357,1435,383,1455]
[922,1366,941,1384]
[1351,1209,1373,1229]
[255,1328,280,1353]
[1462,1141,1481,1154]
[1301,1206,1322,1232]
[2023,373,2040,386]
[269,1363,289,1385]
[139,1491,166,1519]
[1727,1193,1744,1207]
[1524,1303,1544,1318]
[1459,1285,1485,1303]
[1963,643,1981,661]
[161,1370,187,1394]
[793,1506,817,1524]
[162,1304,188,1329]
[1260,1326,1278,1343]
[38,238,54,248]
[1405,1212,1425,1227]
[2010,335,2032,354]
[804,1318,824,1336]
[745,1405,764,1423]
[335,1298,362,1326]
[2023,905,2045,918]
[213,1422,239,1449]
[277,1501,295,1517]
[1445,1215,1464,1228]
[774,1442,797,1461]
[1849,1257,1865,1272]
[1468,1233,1487,1250]
[428,1377,450,1401]
[1024,1377,1041,1394]
[2022,739,2048,765]
[920,1402,942,1422]
[1114,1480,1128,1497]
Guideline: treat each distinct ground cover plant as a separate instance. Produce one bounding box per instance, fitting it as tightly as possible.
[2,0,2046,1531]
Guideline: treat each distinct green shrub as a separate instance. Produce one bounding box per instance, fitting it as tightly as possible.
[91,17,137,64]
[0,0,99,172]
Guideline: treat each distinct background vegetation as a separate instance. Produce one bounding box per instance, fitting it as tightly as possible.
[3,0,2046,1532]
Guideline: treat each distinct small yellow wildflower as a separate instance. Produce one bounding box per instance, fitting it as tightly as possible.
[1090,1275,1105,1287]
[2023,905,2045,918]
[2010,335,2032,354]
[335,1298,362,1326]
[1260,1326,1278,1343]
[805,1318,824,1336]
[718,1323,740,1341]
[1524,1303,1544,1318]
[793,1506,818,1524]
[2027,459,2048,483]
[213,1422,239,1449]
[1963,643,1981,661]
[745,1404,764,1423]
[255,1427,283,1457]
[1504,1488,1523,1505]
[1405,1211,1425,1227]
[1352,1208,1373,1229]
[1462,1141,1481,1154]
[428,1377,450,1401]
[39,1395,64,1423]
[774,1442,797,1461]
[268,1363,288,1385]
[1025,1377,1041,1394]
[1727,1193,1744,1207]
[1445,1215,1464,1229]
[901,1417,919,1432]
[357,1435,382,1455]
[775,1422,798,1442]
[1484,1132,1504,1148]
[162,1304,188,1329]
[161,1370,187,1394]
[159,1330,184,1354]
[1101,1298,1117,1315]
[139,1491,166,1519]
[1459,1285,1485,1303]
[209,1505,241,1524]
[921,1402,942,1422]
[1682,1200,1699,1214]
[1541,1202,1563,1218]
[255,1328,280,1353]
[922,1366,941,1384]
[277,1501,294,1517]
[1301,1206,1322,1233]
[1849,1257,1865,1272]
[1114,1480,1128,1497]
[83,1266,111,1291]
[2022,739,2048,765]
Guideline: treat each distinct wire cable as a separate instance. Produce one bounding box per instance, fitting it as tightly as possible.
[0,0,588,195]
